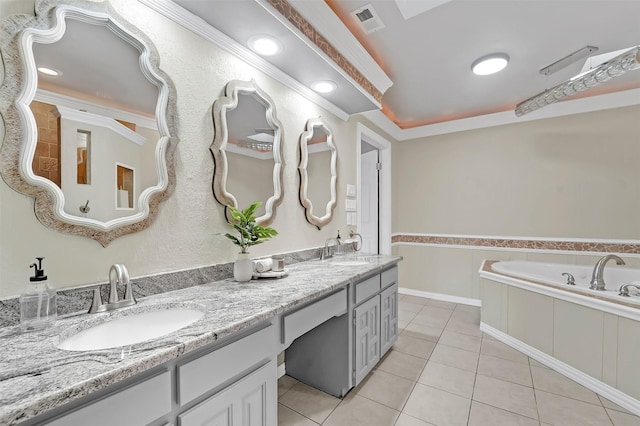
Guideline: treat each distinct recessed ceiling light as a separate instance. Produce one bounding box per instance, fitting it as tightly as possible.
[311,81,336,93]
[248,35,282,56]
[37,67,62,76]
[471,53,509,76]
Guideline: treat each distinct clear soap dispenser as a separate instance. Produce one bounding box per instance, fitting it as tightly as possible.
[20,257,57,332]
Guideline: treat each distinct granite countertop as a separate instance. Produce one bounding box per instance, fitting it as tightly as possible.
[0,254,401,425]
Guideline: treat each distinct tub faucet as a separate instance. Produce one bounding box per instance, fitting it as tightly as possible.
[590,255,625,291]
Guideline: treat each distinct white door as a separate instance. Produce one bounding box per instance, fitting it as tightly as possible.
[360,149,379,254]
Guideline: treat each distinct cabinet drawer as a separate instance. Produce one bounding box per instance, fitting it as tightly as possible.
[179,361,276,426]
[283,288,347,347]
[48,370,171,426]
[177,325,274,405]
[355,275,381,305]
[381,266,398,290]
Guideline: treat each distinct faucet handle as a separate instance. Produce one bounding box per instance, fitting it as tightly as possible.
[619,283,640,297]
[88,288,103,313]
[561,272,575,285]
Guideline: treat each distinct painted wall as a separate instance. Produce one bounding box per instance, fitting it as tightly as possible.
[0,0,358,298]
[393,105,640,300]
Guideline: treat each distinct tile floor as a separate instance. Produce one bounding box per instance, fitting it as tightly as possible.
[277,294,640,426]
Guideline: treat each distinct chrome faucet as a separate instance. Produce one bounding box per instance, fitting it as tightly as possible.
[590,255,625,291]
[321,232,342,261]
[89,264,136,313]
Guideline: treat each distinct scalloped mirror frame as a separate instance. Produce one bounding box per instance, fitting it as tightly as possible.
[211,79,284,226]
[298,117,337,230]
[0,0,179,247]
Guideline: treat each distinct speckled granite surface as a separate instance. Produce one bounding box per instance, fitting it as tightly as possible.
[0,245,330,328]
[0,253,400,425]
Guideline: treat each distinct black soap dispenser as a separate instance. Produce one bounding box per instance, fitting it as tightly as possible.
[19,257,57,332]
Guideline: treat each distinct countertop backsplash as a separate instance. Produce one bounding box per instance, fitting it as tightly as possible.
[0,244,357,328]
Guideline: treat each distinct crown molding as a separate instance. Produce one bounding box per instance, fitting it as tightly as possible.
[55,105,147,146]
[288,0,392,95]
[138,0,351,121]
[362,88,640,141]
[35,89,157,130]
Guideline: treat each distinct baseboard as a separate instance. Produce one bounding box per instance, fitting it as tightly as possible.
[480,322,640,416]
[399,288,481,306]
[277,362,286,379]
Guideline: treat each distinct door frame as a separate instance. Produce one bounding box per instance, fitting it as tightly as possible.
[356,123,392,255]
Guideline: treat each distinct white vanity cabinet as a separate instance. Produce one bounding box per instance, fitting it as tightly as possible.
[353,266,398,385]
[25,324,278,426]
[285,265,399,395]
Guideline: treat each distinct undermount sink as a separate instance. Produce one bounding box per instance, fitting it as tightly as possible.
[57,308,205,351]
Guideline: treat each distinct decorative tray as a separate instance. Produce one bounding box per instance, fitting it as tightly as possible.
[252,268,289,279]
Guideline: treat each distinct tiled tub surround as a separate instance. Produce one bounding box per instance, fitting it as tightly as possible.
[0,245,353,328]
[479,260,640,416]
[0,251,395,425]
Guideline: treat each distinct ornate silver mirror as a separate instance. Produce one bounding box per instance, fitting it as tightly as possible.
[298,117,337,229]
[0,0,178,246]
[211,79,284,225]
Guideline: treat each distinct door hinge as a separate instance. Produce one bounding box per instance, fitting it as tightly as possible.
[375,162,382,171]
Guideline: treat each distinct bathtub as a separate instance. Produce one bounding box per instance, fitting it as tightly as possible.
[484,260,640,318]
[479,259,640,415]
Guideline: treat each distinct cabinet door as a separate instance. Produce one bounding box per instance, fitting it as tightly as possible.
[353,296,380,385]
[179,362,277,426]
[380,283,399,356]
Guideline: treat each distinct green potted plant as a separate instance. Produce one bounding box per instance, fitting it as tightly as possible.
[225,202,278,281]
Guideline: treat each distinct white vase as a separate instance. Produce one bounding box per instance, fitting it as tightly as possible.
[234,253,253,282]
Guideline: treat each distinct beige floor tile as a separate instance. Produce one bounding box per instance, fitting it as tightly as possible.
[403,383,471,426]
[599,395,634,414]
[528,357,550,369]
[279,382,340,424]
[323,393,399,426]
[418,361,476,398]
[398,320,409,331]
[418,305,454,319]
[454,304,481,314]
[468,401,539,426]
[392,334,436,359]
[426,299,456,310]
[376,349,427,381]
[481,332,497,341]
[355,369,415,411]
[444,319,483,337]
[399,301,424,313]
[429,344,480,373]
[438,330,482,353]
[394,413,435,426]
[535,389,613,426]
[606,408,640,425]
[472,375,538,420]
[530,365,600,405]
[480,339,529,364]
[278,404,319,426]
[402,295,430,305]
[399,309,418,323]
[410,312,450,328]
[401,322,443,342]
[278,375,299,397]
[477,354,533,387]
[449,310,480,325]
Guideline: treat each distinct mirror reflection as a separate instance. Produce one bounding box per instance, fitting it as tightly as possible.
[30,17,160,222]
[211,80,284,225]
[299,118,337,229]
[0,2,177,246]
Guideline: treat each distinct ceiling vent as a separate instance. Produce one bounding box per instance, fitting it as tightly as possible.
[350,4,385,34]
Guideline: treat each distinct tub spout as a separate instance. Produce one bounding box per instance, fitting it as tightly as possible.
[590,255,625,291]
